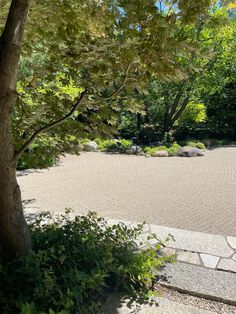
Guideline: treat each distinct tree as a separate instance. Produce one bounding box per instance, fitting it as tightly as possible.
[0,0,212,257]
[141,7,236,138]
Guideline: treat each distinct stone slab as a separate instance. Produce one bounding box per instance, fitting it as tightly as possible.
[227,236,236,250]
[159,262,236,305]
[217,259,236,273]
[200,254,220,269]
[177,251,200,265]
[150,224,233,257]
[99,292,215,314]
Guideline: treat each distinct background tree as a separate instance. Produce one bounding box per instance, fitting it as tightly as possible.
[120,6,236,142]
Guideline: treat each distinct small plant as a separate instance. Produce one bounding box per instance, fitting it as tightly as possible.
[167,142,181,156]
[187,141,206,150]
[118,139,133,153]
[98,139,119,152]
[0,211,172,313]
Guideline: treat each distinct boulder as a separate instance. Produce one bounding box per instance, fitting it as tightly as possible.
[83,141,98,152]
[177,146,204,157]
[153,150,168,157]
[128,145,142,155]
[78,144,84,151]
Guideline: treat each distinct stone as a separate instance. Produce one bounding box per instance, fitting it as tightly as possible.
[78,144,84,151]
[149,224,234,257]
[160,247,176,257]
[83,141,98,151]
[227,236,236,249]
[200,254,220,269]
[233,254,236,261]
[159,262,236,305]
[177,146,204,157]
[153,150,168,157]
[177,251,200,265]
[128,145,142,154]
[217,259,236,273]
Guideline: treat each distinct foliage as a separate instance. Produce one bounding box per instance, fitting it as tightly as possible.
[17,135,80,170]
[204,81,236,139]
[187,141,206,150]
[97,139,133,153]
[177,102,207,126]
[0,211,172,313]
[0,0,214,166]
[133,7,236,140]
[167,143,182,156]
[143,141,206,156]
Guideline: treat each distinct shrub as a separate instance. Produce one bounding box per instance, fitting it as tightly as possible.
[17,136,60,170]
[167,142,181,156]
[118,139,133,153]
[98,139,119,152]
[97,139,133,153]
[0,211,172,313]
[80,138,90,145]
[187,141,206,150]
[144,146,168,156]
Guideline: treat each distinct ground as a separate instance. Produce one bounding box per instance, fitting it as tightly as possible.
[18,146,236,236]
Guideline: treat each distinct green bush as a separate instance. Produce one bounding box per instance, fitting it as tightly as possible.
[80,138,90,145]
[117,139,133,153]
[144,146,168,156]
[98,139,119,152]
[167,142,181,156]
[187,141,206,150]
[97,139,133,153]
[17,137,60,170]
[0,211,172,313]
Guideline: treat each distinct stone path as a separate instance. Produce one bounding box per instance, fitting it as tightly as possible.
[107,218,236,279]
[18,147,236,236]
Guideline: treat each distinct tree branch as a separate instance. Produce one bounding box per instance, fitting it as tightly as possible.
[170,96,190,126]
[101,61,134,100]
[14,90,87,161]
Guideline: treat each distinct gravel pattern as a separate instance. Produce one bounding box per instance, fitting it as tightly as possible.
[18,147,236,236]
[159,287,236,314]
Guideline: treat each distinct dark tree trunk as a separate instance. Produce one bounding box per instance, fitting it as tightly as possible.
[0,0,31,257]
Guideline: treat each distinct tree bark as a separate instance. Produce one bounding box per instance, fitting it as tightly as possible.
[0,0,32,257]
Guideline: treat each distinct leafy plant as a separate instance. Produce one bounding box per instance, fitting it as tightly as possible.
[187,141,206,150]
[0,211,172,313]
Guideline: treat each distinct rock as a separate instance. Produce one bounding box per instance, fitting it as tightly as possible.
[200,254,220,269]
[227,236,236,250]
[128,145,142,154]
[177,251,200,265]
[78,144,84,151]
[177,146,204,157]
[153,150,168,157]
[217,259,236,273]
[83,141,98,152]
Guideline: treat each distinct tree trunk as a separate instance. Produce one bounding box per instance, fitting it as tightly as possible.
[0,0,32,257]
[0,113,31,257]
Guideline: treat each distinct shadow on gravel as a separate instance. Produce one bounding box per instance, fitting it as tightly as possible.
[17,169,43,176]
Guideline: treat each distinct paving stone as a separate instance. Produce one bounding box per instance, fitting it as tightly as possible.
[227,236,236,250]
[217,258,236,273]
[159,262,236,305]
[149,224,234,257]
[99,292,215,314]
[160,247,176,257]
[233,254,236,261]
[177,251,200,265]
[200,254,220,269]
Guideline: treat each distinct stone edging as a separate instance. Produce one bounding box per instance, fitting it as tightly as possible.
[107,219,236,274]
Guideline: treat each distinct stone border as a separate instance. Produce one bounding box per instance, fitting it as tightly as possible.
[107,219,236,274]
